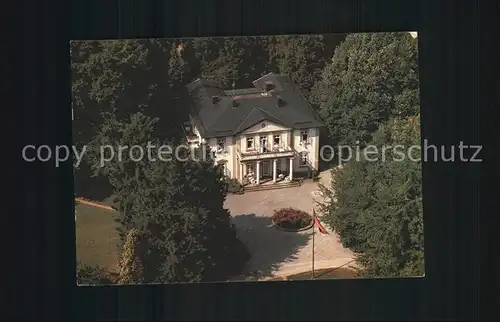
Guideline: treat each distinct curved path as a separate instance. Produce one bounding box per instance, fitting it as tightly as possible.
[225,170,355,280]
[75,198,116,212]
[273,258,355,278]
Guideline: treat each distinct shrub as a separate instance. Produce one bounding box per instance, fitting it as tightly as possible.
[77,262,114,285]
[272,207,313,231]
[226,178,244,194]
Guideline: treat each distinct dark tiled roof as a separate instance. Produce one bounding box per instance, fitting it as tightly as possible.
[186,73,325,138]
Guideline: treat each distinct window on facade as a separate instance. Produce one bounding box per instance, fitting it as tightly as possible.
[246,137,254,149]
[300,130,309,143]
[260,136,268,152]
[217,138,226,152]
[273,135,281,151]
[300,152,308,166]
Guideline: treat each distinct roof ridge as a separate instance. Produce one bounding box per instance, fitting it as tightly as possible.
[256,107,287,125]
[233,107,262,134]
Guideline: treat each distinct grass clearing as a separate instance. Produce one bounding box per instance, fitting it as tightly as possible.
[75,202,120,273]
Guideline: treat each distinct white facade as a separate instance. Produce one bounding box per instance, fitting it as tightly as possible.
[187,120,320,185]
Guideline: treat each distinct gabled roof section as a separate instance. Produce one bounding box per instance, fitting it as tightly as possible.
[186,73,325,138]
[233,107,287,134]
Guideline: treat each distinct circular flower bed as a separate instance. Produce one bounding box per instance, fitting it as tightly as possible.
[272,207,314,232]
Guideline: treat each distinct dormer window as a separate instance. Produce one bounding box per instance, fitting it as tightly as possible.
[264,81,274,92]
[276,95,285,107]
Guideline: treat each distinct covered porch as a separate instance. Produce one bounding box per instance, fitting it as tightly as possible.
[240,157,295,186]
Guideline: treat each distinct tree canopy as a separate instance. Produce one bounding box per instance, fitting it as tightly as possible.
[71,39,190,147]
[84,112,249,283]
[125,154,249,283]
[264,34,344,98]
[319,115,423,277]
[311,32,419,146]
[76,262,114,285]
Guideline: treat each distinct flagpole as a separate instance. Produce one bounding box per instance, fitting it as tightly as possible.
[312,210,315,280]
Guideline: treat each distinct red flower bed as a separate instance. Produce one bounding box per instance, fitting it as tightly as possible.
[272,207,313,231]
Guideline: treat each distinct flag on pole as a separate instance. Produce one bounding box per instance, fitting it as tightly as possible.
[313,210,329,234]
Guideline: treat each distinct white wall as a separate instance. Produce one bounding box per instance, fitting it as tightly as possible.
[238,121,292,153]
[208,136,236,179]
[190,118,320,180]
[292,128,319,172]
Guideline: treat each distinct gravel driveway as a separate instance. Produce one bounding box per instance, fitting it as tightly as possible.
[225,170,354,280]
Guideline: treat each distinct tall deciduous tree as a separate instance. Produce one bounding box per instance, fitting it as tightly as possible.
[87,112,249,283]
[85,111,161,245]
[71,39,192,200]
[264,34,343,98]
[117,228,145,284]
[319,115,423,277]
[126,150,249,283]
[71,40,150,146]
[311,32,419,146]
[76,262,114,285]
[185,37,270,89]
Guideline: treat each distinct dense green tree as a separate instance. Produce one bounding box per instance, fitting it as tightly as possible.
[125,150,249,283]
[319,115,423,277]
[76,262,114,285]
[311,32,419,146]
[117,228,145,284]
[71,39,192,200]
[264,34,343,98]
[71,39,191,148]
[86,112,249,283]
[85,111,162,245]
[185,37,270,89]
[71,40,149,146]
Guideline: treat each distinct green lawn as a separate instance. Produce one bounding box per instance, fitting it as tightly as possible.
[286,267,359,280]
[75,202,120,273]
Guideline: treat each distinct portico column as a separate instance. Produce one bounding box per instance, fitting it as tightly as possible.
[256,161,260,185]
[273,159,277,182]
[240,162,244,183]
[289,157,293,180]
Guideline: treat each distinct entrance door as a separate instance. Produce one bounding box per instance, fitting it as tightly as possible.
[261,161,270,176]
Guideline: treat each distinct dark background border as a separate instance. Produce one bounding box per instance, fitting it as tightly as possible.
[10,0,487,320]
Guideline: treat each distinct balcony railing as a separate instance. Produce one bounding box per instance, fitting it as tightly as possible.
[237,143,296,160]
[206,146,229,158]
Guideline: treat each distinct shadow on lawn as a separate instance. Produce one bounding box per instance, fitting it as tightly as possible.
[74,162,113,201]
[230,213,311,281]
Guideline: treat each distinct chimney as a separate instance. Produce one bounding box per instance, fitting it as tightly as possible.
[276,95,285,107]
[211,95,220,104]
[264,81,274,92]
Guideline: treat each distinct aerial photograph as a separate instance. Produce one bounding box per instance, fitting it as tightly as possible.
[71,32,423,285]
